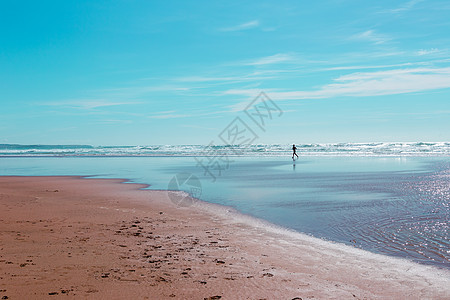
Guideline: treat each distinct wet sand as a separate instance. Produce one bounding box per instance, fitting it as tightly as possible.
[0,176,448,299]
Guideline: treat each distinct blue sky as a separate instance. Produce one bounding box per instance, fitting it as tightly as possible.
[1,0,449,145]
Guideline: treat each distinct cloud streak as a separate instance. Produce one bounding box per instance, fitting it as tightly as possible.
[148,113,190,119]
[224,67,450,100]
[384,0,424,14]
[416,48,441,56]
[220,20,260,32]
[351,30,391,45]
[246,53,294,66]
[42,99,141,110]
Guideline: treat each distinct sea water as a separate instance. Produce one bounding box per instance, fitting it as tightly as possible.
[0,153,448,269]
[1,142,449,156]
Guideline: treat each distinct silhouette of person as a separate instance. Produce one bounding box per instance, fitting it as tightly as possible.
[292,144,298,160]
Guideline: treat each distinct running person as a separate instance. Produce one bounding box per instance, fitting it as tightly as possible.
[292,144,298,160]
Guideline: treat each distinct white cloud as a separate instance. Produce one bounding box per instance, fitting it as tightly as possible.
[220,20,260,32]
[324,62,418,71]
[176,76,244,83]
[43,99,140,110]
[246,53,294,66]
[385,0,424,13]
[416,48,441,56]
[223,88,263,97]
[148,114,190,119]
[224,67,450,100]
[175,73,276,84]
[100,85,193,96]
[148,111,190,119]
[351,30,391,45]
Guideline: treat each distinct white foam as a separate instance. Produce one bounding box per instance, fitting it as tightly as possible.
[188,196,450,287]
[1,142,449,157]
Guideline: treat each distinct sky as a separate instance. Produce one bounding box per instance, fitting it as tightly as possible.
[1,0,449,145]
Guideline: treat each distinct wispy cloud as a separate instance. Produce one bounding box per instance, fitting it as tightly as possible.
[176,76,248,83]
[224,67,450,100]
[220,20,260,32]
[99,85,194,97]
[175,73,276,84]
[324,62,417,71]
[95,119,133,124]
[43,99,141,110]
[384,0,424,14]
[416,48,441,56]
[351,30,391,45]
[149,109,232,119]
[148,111,190,119]
[246,53,294,66]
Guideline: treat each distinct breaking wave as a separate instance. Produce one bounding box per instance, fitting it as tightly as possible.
[0,142,449,157]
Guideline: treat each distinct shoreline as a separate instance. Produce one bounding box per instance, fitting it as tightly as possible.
[0,176,449,299]
[1,154,450,158]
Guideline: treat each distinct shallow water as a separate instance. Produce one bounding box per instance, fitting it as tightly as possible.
[1,156,448,268]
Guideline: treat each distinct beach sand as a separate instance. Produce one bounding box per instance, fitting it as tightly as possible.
[0,176,448,299]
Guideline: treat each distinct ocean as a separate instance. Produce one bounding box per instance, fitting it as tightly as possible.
[1,142,449,157]
[0,143,449,269]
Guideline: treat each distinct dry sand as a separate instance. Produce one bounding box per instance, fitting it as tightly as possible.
[0,176,449,299]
